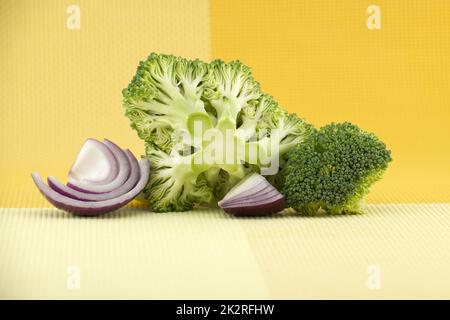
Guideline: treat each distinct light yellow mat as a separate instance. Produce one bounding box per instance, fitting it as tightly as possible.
[1,204,449,299]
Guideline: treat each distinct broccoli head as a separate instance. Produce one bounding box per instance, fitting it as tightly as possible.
[282,122,392,214]
[123,53,313,212]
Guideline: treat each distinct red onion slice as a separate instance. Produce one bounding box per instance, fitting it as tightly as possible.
[220,198,286,216]
[68,139,119,185]
[219,184,273,207]
[67,139,130,194]
[220,190,283,208]
[218,173,286,216]
[220,173,268,203]
[47,150,140,201]
[31,159,150,216]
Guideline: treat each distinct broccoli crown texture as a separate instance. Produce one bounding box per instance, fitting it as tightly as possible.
[282,122,392,214]
[123,53,313,212]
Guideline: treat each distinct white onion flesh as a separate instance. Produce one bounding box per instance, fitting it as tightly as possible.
[221,193,283,208]
[68,139,118,185]
[220,173,268,203]
[67,139,130,194]
[47,150,140,201]
[219,173,286,216]
[219,184,274,207]
[220,189,283,208]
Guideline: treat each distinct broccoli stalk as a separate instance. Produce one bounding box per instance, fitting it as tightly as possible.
[282,122,392,214]
[123,53,312,212]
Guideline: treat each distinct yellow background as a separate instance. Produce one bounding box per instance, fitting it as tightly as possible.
[1,0,449,206]
[0,0,210,207]
[1,0,450,300]
[210,0,450,203]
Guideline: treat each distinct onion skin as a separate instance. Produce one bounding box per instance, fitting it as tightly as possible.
[221,197,286,217]
[47,150,139,202]
[67,139,130,194]
[31,159,150,216]
[220,194,284,209]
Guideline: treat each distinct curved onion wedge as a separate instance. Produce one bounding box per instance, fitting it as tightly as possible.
[218,173,286,216]
[220,198,286,216]
[219,184,274,207]
[68,139,118,185]
[67,139,130,194]
[47,150,140,201]
[220,173,269,204]
[31,159,150,216]
[220,189,283,208]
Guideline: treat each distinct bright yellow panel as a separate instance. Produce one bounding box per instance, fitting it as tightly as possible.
[210,0,450,203]
[0,0,211,207]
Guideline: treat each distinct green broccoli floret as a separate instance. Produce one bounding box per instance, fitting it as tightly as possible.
[282,122,392,215]
[144,143,214,212]
[123,53,312,212]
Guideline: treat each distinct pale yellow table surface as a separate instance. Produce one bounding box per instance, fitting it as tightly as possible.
[1,204,449,299]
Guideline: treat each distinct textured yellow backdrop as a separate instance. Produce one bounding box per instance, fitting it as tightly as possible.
[0,0,210,207]
[1,0,449,205]
[210,0,450,203]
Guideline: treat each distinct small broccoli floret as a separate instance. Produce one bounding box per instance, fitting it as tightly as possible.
[282,122,392,215]
[271,113,315,156]
[204,59,261,123]
[203,167,246,200]
[144,144,214,212]
[123,53,210,137]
